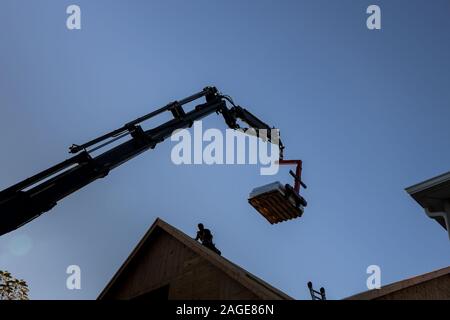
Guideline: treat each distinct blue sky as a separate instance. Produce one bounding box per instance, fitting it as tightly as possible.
[0,0,449,300]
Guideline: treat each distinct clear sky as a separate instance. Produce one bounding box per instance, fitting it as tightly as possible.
[0,0,449,300]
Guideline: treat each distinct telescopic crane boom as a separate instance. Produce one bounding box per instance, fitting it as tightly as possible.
[0,87,303,236]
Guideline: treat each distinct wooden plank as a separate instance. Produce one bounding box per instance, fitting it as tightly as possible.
[249,190,302,224]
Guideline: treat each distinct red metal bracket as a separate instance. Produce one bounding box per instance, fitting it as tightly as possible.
[276,159,305,194]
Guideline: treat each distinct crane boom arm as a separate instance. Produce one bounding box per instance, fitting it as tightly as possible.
[0,87,283,236]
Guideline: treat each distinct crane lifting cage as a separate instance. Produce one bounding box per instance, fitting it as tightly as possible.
[249,160,307,224]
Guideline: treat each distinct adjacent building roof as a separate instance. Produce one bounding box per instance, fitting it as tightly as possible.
[98,218,293,300]
[346,266,450,300]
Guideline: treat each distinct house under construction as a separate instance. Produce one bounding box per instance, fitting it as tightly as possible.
[98,218,292,300]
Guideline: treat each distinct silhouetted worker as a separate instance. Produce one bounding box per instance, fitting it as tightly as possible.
[195,223,221,255]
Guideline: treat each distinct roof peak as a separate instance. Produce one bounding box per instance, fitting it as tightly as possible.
[98,217,292,300]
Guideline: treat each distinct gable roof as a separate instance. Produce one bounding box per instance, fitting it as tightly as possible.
[346,266,450,300]
[98,218,293,300]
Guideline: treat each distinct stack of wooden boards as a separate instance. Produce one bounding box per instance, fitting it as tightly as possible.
[248,181,304,224]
